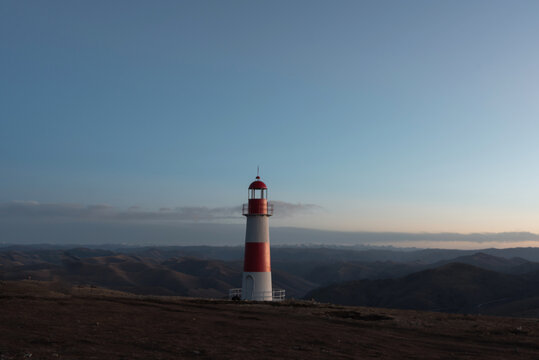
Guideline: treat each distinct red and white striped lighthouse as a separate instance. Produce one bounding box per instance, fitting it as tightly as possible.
[241,175,274,301]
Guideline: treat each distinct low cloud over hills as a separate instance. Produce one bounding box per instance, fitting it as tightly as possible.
[0,200,320,222]
[2,200,539,247]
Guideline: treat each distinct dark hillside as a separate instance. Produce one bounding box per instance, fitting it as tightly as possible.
[0,250,317,299]
[431,253,529,272]
[306,263,539,314]
[5,246,539,313]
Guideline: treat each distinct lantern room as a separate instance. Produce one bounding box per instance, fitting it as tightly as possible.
[243,176,273,216]
[248,176,268,199]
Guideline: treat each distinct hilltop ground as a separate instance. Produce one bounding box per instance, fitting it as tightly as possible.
[1,281,539,359]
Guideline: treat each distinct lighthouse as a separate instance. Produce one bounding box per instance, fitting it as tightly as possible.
[228,174,284,301]
[231,174,281,302]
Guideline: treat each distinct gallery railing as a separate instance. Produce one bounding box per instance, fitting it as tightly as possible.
[228,288,285,302]
[242,202,274,216]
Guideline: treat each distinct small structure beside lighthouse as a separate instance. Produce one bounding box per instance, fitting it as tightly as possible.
[229,174,285,301]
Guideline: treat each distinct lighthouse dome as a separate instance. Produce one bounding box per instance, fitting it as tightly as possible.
[248,176,267,189]
[248,180,267,189]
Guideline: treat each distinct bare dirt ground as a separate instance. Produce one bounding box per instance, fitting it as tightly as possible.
[1,281,539,359]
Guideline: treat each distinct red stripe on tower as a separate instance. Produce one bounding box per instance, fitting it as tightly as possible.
[243,242,271,272]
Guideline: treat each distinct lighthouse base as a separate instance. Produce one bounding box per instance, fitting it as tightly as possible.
[241,272,272,301]
[229,287,285,302]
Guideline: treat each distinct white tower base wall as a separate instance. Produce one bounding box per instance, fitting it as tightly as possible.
[241,271,273,301]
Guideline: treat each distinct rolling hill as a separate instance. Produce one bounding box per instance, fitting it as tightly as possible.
[0,249,316,298]
[4,245,539,316]
[305,263,539,315]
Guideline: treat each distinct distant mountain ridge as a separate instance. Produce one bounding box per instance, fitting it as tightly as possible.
[4,245,539,317]
[430,252,529,273]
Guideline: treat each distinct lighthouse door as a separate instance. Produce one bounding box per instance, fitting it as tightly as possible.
[245,275,254,299]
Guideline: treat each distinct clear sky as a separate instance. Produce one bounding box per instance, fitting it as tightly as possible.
[2,1,539,240]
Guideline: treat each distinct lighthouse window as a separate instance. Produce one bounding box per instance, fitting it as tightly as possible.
[249,188,267,199]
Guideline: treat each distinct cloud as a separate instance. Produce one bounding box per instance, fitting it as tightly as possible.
[0,201,115,220]
[271,201,323,218]
[0,200,320,223]
[114,205,242,222]
[1,201,538,247]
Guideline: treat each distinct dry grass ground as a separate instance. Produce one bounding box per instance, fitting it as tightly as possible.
[1,280,539,359]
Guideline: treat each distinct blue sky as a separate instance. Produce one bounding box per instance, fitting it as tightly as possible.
[2,1,539,237]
